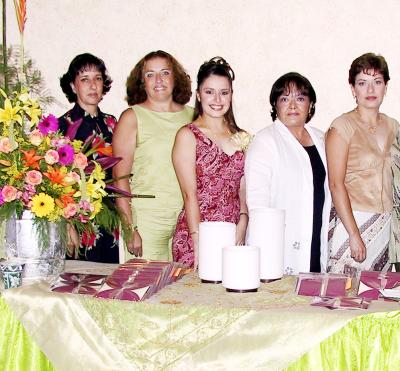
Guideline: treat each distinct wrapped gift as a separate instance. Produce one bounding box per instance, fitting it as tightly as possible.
[311,296,371,310]
[296,272,351,297]
[50,273,106,295]
[95,281,150,301]
[357,271,400,300]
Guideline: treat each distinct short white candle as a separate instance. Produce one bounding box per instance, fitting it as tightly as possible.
[222,245,260,292]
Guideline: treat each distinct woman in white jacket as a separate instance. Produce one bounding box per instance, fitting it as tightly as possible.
[245,72,331,274]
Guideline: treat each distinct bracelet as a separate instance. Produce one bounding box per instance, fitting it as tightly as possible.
[239,212,249,218]
[189,230,199,235]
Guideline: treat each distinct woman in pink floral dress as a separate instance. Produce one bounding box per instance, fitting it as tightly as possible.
[172,57,249,268]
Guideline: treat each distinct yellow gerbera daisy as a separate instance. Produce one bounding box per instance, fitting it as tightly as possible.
[31,193,55,218]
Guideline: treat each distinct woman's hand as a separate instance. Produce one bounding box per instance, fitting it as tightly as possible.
[127,229,143,257]
[66,224,80,258]
[349,233,366,262]
[235,214,248,245]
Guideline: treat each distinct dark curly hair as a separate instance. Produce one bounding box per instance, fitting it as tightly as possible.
[60,53,112,103]
[194,56,242,134]
[126,50,192,106]
[348,53,390,86]
[269,72,316,123]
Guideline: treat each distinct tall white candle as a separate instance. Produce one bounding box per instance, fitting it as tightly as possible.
[198,222,236,283]
[247,207,285,280]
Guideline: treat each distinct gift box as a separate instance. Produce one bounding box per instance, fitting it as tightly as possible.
[51,259,191,302]
[311,296,371,310]
[51,273,106,295]
[296,272,351,297]
[357,271,400,300]
[95,280,150,301]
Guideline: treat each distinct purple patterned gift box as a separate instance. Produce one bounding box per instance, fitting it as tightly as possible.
[357,271,400,300]
[51,273,106,295]
[311,296,371,310]
[296,272,351,297]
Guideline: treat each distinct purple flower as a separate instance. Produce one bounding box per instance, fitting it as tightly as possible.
[38,114,59,135]
[57,144,74,166]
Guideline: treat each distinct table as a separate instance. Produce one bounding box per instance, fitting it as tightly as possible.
[1,261,399,370]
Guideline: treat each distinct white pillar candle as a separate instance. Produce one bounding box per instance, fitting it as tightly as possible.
[222,245,260,292]
[246,207,285,281]
[198,222,236,283]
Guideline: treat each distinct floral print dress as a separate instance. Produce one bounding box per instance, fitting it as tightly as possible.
[172,123,245,267]
[59,104,119,263]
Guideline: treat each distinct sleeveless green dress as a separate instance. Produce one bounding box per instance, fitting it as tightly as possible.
[127,105,194,261]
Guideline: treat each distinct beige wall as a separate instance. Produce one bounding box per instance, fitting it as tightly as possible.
[6,0,400,133]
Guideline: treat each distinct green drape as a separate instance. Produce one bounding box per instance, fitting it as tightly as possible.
[287,310,400,370]
[0,299,54,371]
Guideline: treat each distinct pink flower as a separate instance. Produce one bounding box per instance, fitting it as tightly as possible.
[58,144,74,166]
[2,185,18,202]
[73,153,88,169]
[38,114,59,135]
[0,189,4,206]
[64,171,79,185]
[44,149,59,165]
[105,117,117,130]
[79,200,93,212]
[29,129,44,146]
[24,184,36,193]
[25,170,42,186]
[70,171,80,183]
[0,137,13,153]
[51,138,69,148]
[78,214,89,223]
[21,191,33,207]
[64,203,78,218]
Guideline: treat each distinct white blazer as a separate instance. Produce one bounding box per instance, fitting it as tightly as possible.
[245,120,331,274]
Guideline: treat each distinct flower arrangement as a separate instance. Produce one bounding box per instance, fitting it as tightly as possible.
[230,131,253,152]
[0,88,122,245]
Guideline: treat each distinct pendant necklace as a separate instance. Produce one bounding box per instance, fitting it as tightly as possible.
[355,108,381,134]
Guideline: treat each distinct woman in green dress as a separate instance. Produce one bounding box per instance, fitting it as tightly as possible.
[113,51,193,261]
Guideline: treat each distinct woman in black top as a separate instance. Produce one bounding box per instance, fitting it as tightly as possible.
[59,53,119,263]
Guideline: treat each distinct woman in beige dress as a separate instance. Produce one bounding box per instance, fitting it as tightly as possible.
[326,53,398,275]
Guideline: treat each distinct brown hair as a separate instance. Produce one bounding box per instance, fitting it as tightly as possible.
[348,53,390,85]
[195,57,242,134]
[126,50,192,106]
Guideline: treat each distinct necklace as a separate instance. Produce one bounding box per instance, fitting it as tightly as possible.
[197,118,231,138]
[355,108,381,134]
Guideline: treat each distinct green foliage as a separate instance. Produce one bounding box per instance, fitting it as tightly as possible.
[32,217,67,251]
[0,44,55,110]
[0,201,22,222]
[94,199,121,234]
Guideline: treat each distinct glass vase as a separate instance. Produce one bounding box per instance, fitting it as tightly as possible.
[5,211,66,283]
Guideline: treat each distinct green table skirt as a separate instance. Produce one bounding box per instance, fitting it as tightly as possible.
[1,297,399,370]
[0,299,55,371]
